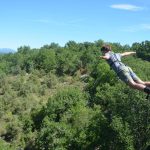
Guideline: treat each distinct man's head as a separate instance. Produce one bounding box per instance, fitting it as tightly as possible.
[101,45,111,54]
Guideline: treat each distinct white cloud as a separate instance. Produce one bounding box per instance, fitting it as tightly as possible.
[110,4,143,11]
[141,24,150,30]
[121,24,150,32]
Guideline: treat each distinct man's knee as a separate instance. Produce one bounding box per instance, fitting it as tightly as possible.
[135,79,145,85]
[127,81,137,88]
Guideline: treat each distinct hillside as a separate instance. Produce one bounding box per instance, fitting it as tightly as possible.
[0,41,150,150]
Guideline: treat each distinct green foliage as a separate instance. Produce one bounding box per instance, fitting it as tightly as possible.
[0,40,150,150]
[0,138,15,150]
[35,49,56,72]
[109,116,134,150]
[45,88,87,122]
[132,40,150,61]
[34,88,89,149]
[56,48,79,76]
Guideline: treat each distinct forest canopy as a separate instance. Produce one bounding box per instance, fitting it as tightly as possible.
[0,40,150,150]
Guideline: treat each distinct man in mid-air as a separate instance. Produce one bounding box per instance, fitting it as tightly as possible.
[100,45,150,95]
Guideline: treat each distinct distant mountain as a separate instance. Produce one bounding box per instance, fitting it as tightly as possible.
[0,48,16,54]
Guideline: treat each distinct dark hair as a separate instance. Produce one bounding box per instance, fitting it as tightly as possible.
[101,45,111,52]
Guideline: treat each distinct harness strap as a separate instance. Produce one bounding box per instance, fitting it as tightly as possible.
[109,60,121,67]
[109,53,121,67]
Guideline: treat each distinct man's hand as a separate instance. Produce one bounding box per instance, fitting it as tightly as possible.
[99,55,109,60]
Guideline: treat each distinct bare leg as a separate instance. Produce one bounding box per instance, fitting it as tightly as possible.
[144,82,150,86]
[127,80,146,91]
[134,79,150,87]
[129,80,150,94]
[127,68,150,87]
[123,68,150,93]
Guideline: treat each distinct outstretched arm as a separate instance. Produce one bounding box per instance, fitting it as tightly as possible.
[120,51,136,57]
[99,55,110,60]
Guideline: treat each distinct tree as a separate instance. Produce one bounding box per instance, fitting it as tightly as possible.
[35,49,56,72]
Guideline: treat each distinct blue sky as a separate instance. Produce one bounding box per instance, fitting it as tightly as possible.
[0,0,150,50]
